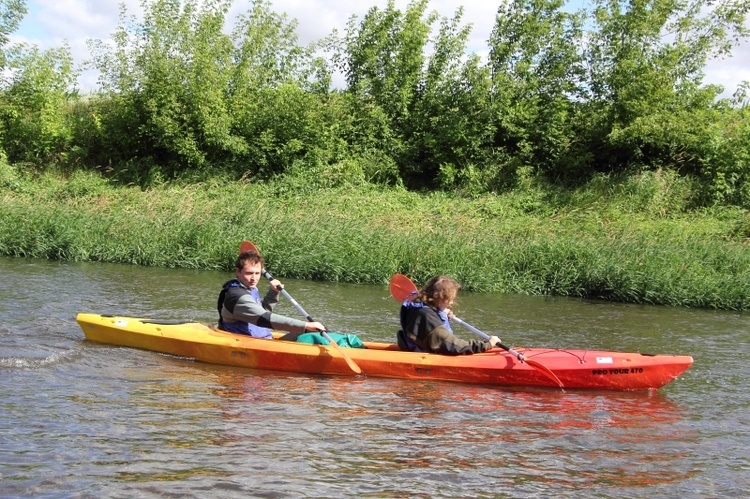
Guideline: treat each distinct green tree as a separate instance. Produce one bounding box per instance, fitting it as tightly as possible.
[227,0,335,177]
[87,0,333,182]
[487,0,750,195]
[88,0,239,178]
[583,0,750,177]
[0,0,26,72]
[696,97,750,207]
[411,8,495,191]
[338,0,433,182]
[0,43,78,166]
[0,0,27,160]
[488,0,587,183]
[338,0,497,190]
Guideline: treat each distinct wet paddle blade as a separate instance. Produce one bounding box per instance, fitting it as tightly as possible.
[241,240,363,375]
[525,359,565,389]
[322,331,362,374]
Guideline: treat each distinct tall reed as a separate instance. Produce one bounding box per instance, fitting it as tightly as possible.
[1,165,748,310]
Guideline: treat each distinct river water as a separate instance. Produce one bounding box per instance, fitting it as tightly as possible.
[0,257,747,498]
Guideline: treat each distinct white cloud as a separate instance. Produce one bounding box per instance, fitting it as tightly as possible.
[9,0,750,98]
[705,46,750,99]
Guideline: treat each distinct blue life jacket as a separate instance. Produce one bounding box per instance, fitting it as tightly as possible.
[398,299,453,352]
[401,299,453,332]
[218,280,273,339]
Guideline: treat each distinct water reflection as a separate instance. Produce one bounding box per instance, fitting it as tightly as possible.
[179,361,699,493]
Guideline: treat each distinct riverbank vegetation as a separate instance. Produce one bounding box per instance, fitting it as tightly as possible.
[1,0,749,202]
[2,162,748,310]
[0,0,749,310]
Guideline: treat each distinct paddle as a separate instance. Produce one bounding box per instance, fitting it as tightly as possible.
[238,241,362,374]
[389,273,564,389]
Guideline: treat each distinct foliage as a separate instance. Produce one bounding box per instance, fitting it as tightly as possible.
[335,1,501,191]
[0,0,26,72]
[0,0,749,208]
[487,0,750,190]
[1,167,748,310]
[488,0,588,183]
[0,43,78,166]
[87,0,239,175]
[697,104,750,206]
[84,0,335,182]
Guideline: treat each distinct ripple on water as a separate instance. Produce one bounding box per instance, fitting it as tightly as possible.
[0,257,748,497]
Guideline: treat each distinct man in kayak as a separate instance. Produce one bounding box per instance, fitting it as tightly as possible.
[397,275,501,355]
[218,250,326,338]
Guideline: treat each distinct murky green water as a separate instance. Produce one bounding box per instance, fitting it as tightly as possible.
[0,257,747,497]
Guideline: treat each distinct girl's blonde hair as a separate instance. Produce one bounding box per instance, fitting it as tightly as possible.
[417,275,460,308]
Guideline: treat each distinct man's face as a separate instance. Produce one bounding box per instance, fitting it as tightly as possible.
[236,261,262,289]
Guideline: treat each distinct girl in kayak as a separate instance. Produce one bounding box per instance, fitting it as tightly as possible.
[218,250,326,338]
[397,275,501,355]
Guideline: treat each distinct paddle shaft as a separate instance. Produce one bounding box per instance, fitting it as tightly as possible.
[252,252,362,375]
[451,316,525,361]
[389,273,564,389]
[261,269,314,321]
[451,315,563,388]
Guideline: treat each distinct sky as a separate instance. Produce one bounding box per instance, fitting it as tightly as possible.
[11,0,750,99]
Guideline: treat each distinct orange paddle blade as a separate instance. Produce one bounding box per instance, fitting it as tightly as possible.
[239,240,259,255]
[389,274,418,302]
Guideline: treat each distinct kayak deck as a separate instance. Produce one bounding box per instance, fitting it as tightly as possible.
[76,313,693,391]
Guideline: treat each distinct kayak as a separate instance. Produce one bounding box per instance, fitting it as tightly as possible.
[75,313,693,391]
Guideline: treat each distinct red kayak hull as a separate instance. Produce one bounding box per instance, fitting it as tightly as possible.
[76,313,693,391]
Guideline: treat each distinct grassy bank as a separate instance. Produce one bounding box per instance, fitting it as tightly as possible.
[1,164,748,310]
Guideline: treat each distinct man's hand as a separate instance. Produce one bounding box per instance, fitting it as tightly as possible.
[305,321,326,332]
[269,278,284,292]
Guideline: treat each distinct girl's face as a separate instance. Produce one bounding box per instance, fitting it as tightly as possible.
[436,292,456,311]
